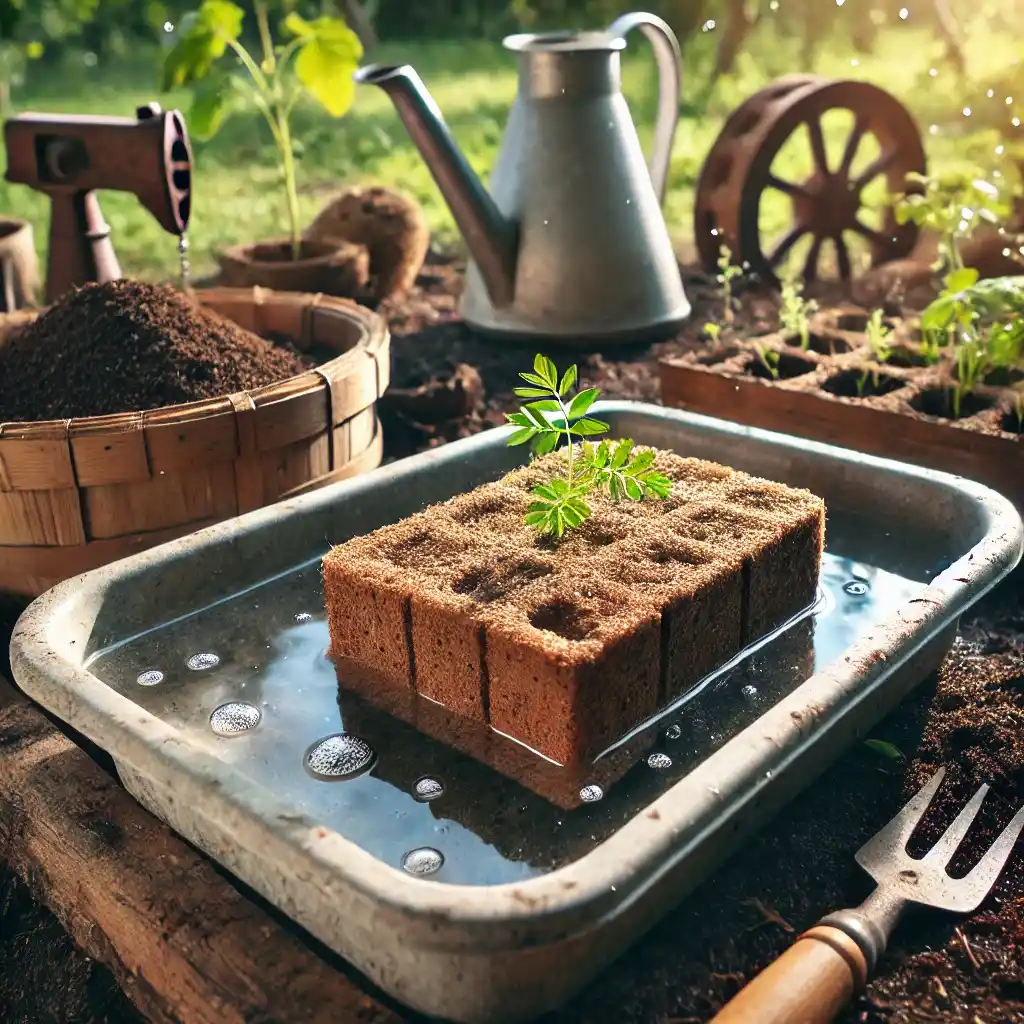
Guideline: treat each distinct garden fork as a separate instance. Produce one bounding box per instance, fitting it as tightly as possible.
[710,767,1024,1024]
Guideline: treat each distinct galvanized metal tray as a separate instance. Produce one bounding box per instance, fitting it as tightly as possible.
[10,402,1022,1023]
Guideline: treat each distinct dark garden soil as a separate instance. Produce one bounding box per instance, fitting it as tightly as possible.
[0,279,311,423]
[1,254,1022,1023]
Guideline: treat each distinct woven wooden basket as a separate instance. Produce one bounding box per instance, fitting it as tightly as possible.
[0,286,389,597]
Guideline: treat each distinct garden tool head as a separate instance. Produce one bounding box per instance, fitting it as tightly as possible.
[3,102,192,303]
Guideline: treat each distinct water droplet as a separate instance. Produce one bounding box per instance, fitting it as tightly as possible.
[928,68,938,77]
[701,18,716,31]
[929,124,938,135]
[413,776,444,802]
[843,581,870,597]
[963,107,972,117]
[305,734,376,780]
[136,669,164,686]
[402,847,444,876]
[647,752,673,770]
[187,652,220,671]
[1012,117,1021,128]
[850,59,859,67]
[741,684,758,699]
[898,6,908,18]
[579,784,604,803]
[294,612,313,623]
[664,723,682,740]
[1007,96,1014,106]
[210,702,261,736]
[765,770,773,779]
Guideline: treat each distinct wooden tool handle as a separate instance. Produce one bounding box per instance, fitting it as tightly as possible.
[708,925,869,1024]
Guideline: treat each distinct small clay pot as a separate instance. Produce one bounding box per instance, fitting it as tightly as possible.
[0,217,40,311]
[216,237,370,297]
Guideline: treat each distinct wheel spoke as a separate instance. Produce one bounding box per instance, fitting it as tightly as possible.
[767,174,809,198]
[852,219,888,248]
[835,234,852,280]
[806,117,829,174]
[838,114,868,179]
[804,235,823,282]
[768,226,807,267]
[852,150,896,191]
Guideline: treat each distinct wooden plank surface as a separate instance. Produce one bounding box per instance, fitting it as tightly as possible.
[0,673,404,1024]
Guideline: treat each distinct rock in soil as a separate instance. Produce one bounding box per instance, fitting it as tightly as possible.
[0,279,311,422]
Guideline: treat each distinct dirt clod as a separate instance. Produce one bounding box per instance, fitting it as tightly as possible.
[0,279,310,422]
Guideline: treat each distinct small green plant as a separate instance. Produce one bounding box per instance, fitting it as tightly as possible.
[716,245,744,325]
[858,309,893,395]
[163,0,363,260]
[505,355,672,537]
[779,275,818,351]
[892,170,1017,274]
[704,322,722,344]
[754,343,780,379]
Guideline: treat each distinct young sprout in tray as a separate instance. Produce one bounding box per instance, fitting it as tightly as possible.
[505,355,672,537]
[779,274,818,352]
[754,343,780,380]
[716,245,744,325]
[858,309,893,396]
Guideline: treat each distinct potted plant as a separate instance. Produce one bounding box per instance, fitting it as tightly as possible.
[163,0,369,294]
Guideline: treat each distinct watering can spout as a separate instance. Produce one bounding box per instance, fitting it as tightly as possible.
[353,64,517,306]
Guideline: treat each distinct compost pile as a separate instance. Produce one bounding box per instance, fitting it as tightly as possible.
[0,279,310,422]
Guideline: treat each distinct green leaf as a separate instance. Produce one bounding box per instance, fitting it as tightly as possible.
[863,739,904,760]
[519,372,549,388]
[567,387,600,420]
[593,440,610,468]
[522,404,552,430]
[569,417,609,437]
[639,471,672,499]
[945,267,980,293]
[513,387,550,398]
[525,399,560,413]
[290,15,363,118]
[524,510,549,527]
[534,431,559,456]
[506,411,532,427]
[558,365,577,396]
[627,449,655,473]
[623,476,643,501]
[533,482,559,501]
[533,354,558,389]
[506,426,536,447]
[549,478,570,496]
[162,0,244,89]
[187,69,236,139]
[610,439,633,469]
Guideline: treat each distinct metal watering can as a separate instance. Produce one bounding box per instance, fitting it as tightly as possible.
[354,12,689,345]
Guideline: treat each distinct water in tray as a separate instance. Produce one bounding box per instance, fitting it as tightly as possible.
[87,512,932,886]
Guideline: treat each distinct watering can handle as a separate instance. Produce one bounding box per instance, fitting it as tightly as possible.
[607,11,682,207]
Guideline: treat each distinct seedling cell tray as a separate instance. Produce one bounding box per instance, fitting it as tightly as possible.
[10,402,1022,1023]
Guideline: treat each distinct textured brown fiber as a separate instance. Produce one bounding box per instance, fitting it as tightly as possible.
[323,446,825,788]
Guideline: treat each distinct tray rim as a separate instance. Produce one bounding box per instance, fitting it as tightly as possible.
[9,400,1023,951]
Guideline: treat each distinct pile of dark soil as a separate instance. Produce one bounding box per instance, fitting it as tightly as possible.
[0,279,311,422]
[1,254,1021,1024]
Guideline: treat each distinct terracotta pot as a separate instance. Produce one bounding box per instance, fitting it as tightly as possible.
[216,237,370,297]
[0,217,40,311]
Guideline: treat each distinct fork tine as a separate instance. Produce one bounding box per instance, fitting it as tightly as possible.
[922,783,990,868]
[958,801,1024,899]
[858,767,947,862]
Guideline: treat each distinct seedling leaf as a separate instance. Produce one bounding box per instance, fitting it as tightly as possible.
[864,739,904,760]
[559,365,578,396]
[533,354,558,389]
[506,426,536,447]
[567,387,600,420]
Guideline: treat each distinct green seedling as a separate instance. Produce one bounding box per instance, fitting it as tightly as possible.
[163,0,362,260]
[858,309,893,396]
[892,170,1017,275]
[505,355,672,537]
[755,343,780,379]
[704,322,722,344]
[779,275,818,351]
[716,245,744,325]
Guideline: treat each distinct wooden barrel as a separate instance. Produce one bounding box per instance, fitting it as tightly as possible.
[0,286,389,597]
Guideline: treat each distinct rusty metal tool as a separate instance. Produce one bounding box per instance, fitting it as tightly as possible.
[710,767,1024,1024]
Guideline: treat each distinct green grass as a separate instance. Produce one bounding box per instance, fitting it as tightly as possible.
[1,18,1020,285]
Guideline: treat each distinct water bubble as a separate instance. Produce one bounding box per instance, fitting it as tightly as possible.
[210,702,261,736]
[664,723,682,740]
[701,19,716,31]
[963,107,972,117]
[996,145,1005,155]
[1007,97,1014,106]
[136,669,164,686]
[929,125,938,136]
[579,784,604,803]
[83,51,98,67]
[850,59,859,67]
[1012,118,1021,128]
[898,6,908,18]
[187,652,220,671]
[402,847,444,876]
[413,776,444,802]
[928,68,937,77]
[305,734,376,780]
[843,581,870,597]
[294,612,313,623]
[163,20,174,32]
[988,89,996,98]
[741,684,758,699]
[647,752,673,770]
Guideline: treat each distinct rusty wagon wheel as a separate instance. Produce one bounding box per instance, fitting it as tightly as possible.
[694,76,927,286]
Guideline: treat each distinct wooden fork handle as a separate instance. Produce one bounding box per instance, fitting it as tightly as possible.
[707,924,869,1024]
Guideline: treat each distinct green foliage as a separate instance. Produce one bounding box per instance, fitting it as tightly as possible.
[162,0,362,257]
[505,355,670,537]
[716,244,744,325]
[863,738,904,761]
[779,275,818,351]
[704,322,722,344]
[893,170,1018,274]
[857,309,893,396]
